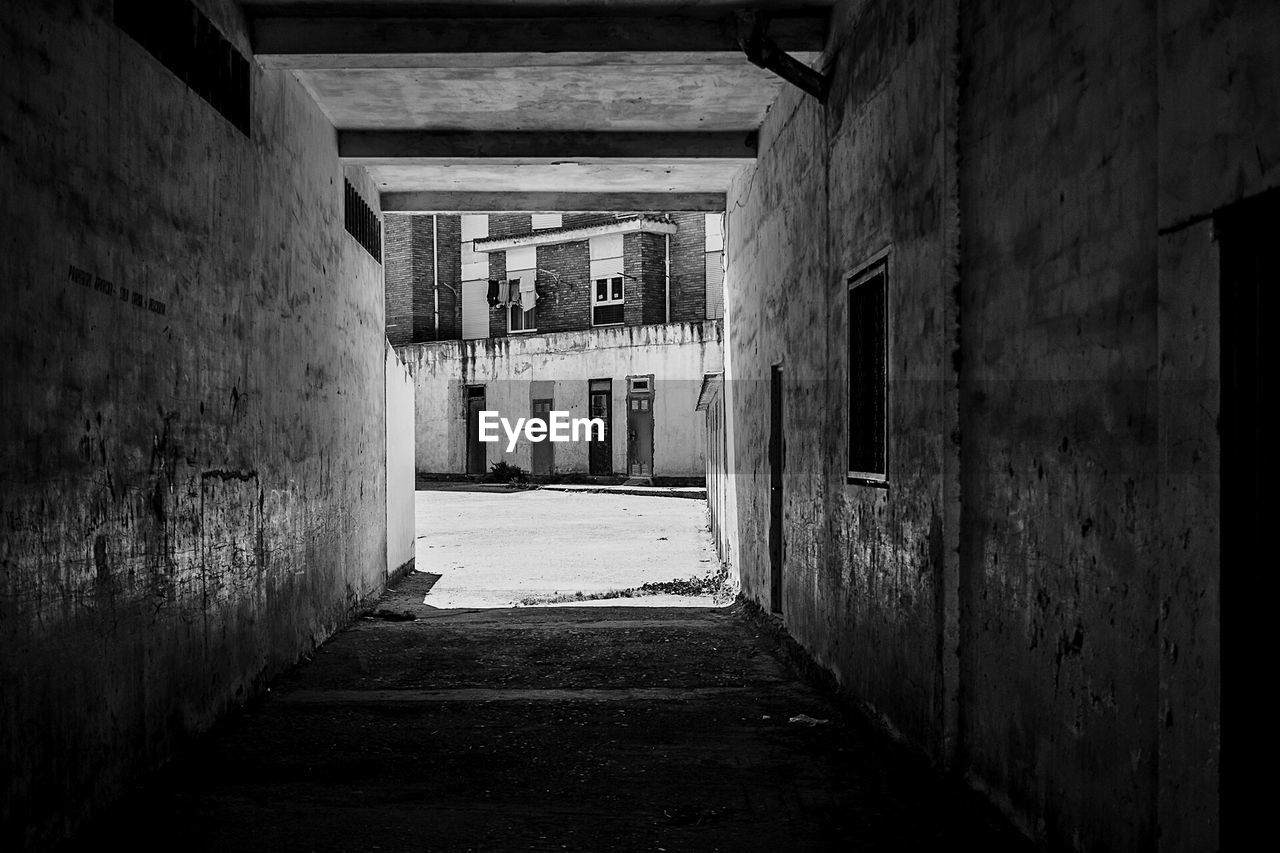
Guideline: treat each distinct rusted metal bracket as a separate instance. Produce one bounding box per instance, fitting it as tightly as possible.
[735,11,829,102]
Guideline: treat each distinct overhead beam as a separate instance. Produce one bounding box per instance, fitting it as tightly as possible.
[252,13,829,68]
[340,131,757,161]
[380,192,726,213]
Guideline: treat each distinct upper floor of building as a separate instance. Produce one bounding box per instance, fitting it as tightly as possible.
[385,212,725,345]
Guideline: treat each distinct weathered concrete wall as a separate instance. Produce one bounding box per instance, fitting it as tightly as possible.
[716,0,1252,849]
[0,1,388,846]
[725,0,958,760]
[699,381,736,569]
[386,343,416,576]
[957,2,1160,846]
[399,321,722,478]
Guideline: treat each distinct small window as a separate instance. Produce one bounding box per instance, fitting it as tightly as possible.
[531,213,562,230]
[593,276,624,325]
[506,275,536,332]
[509,303,537,332]
[847,259,887,483]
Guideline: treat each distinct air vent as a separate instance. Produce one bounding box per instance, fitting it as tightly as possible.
[344,179,382,262]
[114,0,251,136]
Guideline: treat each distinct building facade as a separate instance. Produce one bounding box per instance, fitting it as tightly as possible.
[389,212,725,480]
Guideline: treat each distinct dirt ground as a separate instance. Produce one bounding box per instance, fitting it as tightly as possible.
[414,488,728,608]
[69,571,1035,852]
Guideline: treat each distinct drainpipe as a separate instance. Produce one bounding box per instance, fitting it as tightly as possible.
[664,233,671,323]
[432,214,440,340]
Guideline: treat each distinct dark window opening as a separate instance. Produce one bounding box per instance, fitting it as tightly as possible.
[114,0,251,137]
[593,276,625,326]
[344,179,382,262]
[510,303,537,332]
[848,259,887,482]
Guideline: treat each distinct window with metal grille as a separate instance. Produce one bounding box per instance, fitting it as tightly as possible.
[847,259,887,483]
[344,179,382,262]
[114,0,251,136]
[593,276,624,326]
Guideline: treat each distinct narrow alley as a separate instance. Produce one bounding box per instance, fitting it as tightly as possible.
[70,569,1031,851]
[5,1,1250,848]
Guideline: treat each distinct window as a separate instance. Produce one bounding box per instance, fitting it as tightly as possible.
[509,303,536,332]
[847,259,888,483]
[531,213,562,230]
[508,278,537,332]
[505,251,537,333]
[593,276,624,326]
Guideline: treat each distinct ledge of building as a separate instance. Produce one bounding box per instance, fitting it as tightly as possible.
[393,318,723,356]
[473,215,678,253]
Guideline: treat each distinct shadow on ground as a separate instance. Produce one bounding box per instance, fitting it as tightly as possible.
[66,571,1035,852]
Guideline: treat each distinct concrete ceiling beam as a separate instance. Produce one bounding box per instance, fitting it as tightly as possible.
[339,131,757,160]
[251,12,829,68]
[380,191,726,213]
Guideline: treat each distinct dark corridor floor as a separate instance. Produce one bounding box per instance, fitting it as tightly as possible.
[70,572,1034,852]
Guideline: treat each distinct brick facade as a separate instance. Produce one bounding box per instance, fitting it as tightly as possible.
[383,213,462,344]
[534,241,592,332]
[487,213,533,240]
[434,215,462,341]
[384,215,415,346]
[669,212,708,322]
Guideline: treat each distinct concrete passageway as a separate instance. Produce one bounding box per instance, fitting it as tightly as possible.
[5,0,1250,847]
[72,571,1031,851]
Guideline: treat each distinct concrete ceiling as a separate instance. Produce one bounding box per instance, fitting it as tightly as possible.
[243,2,835,210]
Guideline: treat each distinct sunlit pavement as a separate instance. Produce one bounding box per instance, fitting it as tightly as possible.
[414,487,723,608]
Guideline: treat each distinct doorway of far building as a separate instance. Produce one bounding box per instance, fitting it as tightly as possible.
[465,385,487,475]
[588,378,613,475]
[626,374,655,480]
[530,379,555,476]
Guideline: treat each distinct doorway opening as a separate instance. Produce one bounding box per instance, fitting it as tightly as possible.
[589,378,613,475]
[769,362,785,614]
[465,385,487,475]
[531,396,555,475]
[1217,188,1272,754]
[627,374,655,481]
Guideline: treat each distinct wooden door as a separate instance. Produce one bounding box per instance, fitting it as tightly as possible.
[465,386,486,475]
[531,398,554,475]
[627,395,654,477]
[588,380,612,475]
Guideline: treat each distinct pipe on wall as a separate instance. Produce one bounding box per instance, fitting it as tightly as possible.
[664,233,671,323]
[432,214,440,339]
